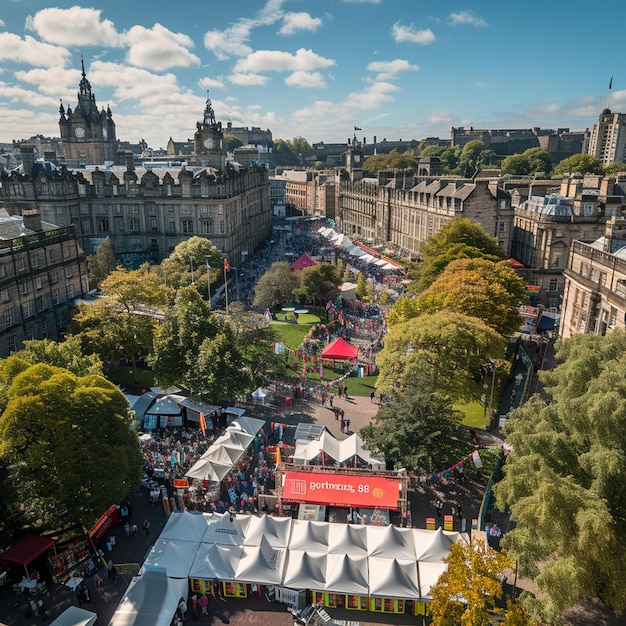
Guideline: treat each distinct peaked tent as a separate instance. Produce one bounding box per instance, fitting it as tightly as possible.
[290,253,318,270]
[142,538,199,578]
[368,557,420,599]
[49,606,97,626]
[0,535,54,575]
[324,553,369,595]
[159,511,211,543]
[283,550,327,589]
[321,337,359,362]
[189,543,241,581]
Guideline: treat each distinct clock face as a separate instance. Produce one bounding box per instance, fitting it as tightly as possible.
[75,127,85,139]
[203,138,214,150]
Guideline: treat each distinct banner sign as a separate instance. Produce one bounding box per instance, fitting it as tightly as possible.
[281,471,402,510]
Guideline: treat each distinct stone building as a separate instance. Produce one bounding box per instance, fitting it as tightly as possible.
[58,59,118,167]
[560,218,626,338]
[587,109,626,165]
[0,208,87,357]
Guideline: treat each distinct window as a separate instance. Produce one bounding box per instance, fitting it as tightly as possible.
[98,218,110,232]
[50,271,58,284]
[65,267,73,279]
[0,289,9,302]
[168,221,175,233]
[219,220,225,234]
[35,277,42,290]
[0,264,5,278]
[8,335,16,354]
[129,218,140,232]
[200,220,213,235]
[151,218,158,232]
[22,301,32,319]
[36,295,45,311]
[182,220,193,234]
[32,253,39,268]
[3,308,13,327]
[17,258,26,271]
[82,219,92,234]
[52,289,60,305]
[67,284,75,299]
[499,222,505,232]
[20,283,28,295]
[549,278,559,292]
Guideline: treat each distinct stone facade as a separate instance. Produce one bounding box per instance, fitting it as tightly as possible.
[0,210,87,357]
[587,109,626,165]
[560,221,626,338]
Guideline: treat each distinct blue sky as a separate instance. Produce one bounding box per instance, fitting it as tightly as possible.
[1,0,625,151]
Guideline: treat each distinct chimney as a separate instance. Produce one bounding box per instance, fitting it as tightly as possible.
[44,149,57,165]
[20,144,36,175]
[22,209,42,232]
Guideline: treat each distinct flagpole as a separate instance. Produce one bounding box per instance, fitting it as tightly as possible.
[224,260,229,314]
[206,260,211,308]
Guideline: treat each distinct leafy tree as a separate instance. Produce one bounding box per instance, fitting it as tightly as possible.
[223,136,243,153]
[87,236,117,290]
[296,262,341,306]
[363,149,417,172]
[18,337,103,377]
[603,162,626,174]
[161,236,223,296]
[494,330,626,623]
[0,361,143,527]
[253,261,301,309]
[429,541,513,626]
[415,258,526,337]
[69,264,171,383]
[551,153,604,176]
[375,311,505,401]
[438,145,462,174]
[501,148,552,176]
[360,384,464,473]
[151,286,220,390]
[458,140,486,177]
[356,272,368,300]
[501,153,532,176]
[273,139,300,166]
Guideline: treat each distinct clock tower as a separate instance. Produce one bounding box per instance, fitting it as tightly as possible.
[193,93,225,169]
[59,58,118,166]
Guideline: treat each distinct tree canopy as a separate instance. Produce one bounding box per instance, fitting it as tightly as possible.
[18,337,103,377]
[375,311,506,402]
[494,330,626,623]
[296,262,341,305]
[363,149,418,172]
[360,384,464,473]
[253,261,301,309]
[86,236,118,290]
[0,360,143,527]
[501,147,552,176]
[551,153,604,177]
[414,258,526,337]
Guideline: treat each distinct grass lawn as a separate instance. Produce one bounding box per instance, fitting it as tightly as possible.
[270,321,311,350]
[107,365,156,390]
[281,364,378,397]
[456,401,489,429]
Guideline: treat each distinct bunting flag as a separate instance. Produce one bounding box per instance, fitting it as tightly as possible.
[199,412,206,436]
[275,446,282,465]
[223,258,230,271]
[472,450,483,468]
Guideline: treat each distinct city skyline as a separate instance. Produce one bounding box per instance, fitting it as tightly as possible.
[1,0,625,151]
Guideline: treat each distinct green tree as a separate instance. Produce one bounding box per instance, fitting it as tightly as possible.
[429,541,513,626]
[253,261,301,309]
[375,311,505,401]
[415,258,526,337]
[603,162,626,174]
[273,139,300,166]
[439,145,462,174]
[360,384,464,473]
[161,236,223,296]
[501,153,531,176]
[87,236,118,290]
[494,330,626,622]
[69,265,171,383]
[356,272,368,300]
[296,262,341,306]
[0,361,143,527]
[501,148,552,176]
[223,136,243,152]
[151,286,220,390]
[551,153,604,176]
[18,337,103,377]
[458,140,486,177]
[363,149,417,171]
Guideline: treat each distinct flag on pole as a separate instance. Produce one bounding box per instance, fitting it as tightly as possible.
[609,75,613,90]
[199,412,206,436]
[354,125,362,131]
[224,258,230,271]
[275,445,282,465]
[206,259,211,271]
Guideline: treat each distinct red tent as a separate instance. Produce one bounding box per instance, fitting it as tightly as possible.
[321,337,359,361]
[0,535,54,575]
[290,253,317,270]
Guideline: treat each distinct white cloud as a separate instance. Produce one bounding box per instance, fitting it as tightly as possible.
[230,73,271,86]
[285,70,326,88]
[198,77,226,90]
[234,48,335,74]
[0,81,59,108]
[0,33,70,67]
[25,6,122,47]
[424,110,453,125]
[0,106,59,142]
[448,11,488,27]
[278,12,322,36]
[0,20,5,28]
[124,24,200,71]
[14,66,81,98]
[366,59,419,81]
[392,22,436,45]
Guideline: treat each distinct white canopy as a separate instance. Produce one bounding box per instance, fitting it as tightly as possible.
[109,569,188,626]
[283,550,327,589]
[201,512,250,546]
[189,543,241,581]
[414,527,459,562]
[288,520,330,552]
[159,511,211,543]
[359,253,377,263]
[244,514,292,548]
[368,557,420,600]
[366,525,416,560]
[235,536,285,585]
[251,387,271,400]
[293,431,385,469]
[327,523,368,555]
[418,561,448,600]
[324,553,369,595]
[346,245,366,257]
[142,538,199,578]
[49,606,97,626]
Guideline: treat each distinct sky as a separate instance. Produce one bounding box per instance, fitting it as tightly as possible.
[1,0,626,151]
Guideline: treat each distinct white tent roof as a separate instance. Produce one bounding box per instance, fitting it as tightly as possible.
[230,415,265,435]
[251,387,271,399]
[142,538,199,578]
[324,553,369,595]
[374,258,388,266]
[201,512,250,546]
[293,431,384,468]
[288,520,330,552]
[185,455,232,481]
[366,525,416,559]
[235,536,285,585]
[49,606,97,626]
[109,569,188,626]
[359,253,377,263]
[327,523,368,555]
[283,550,327,589]
[414,527,459,562]
[244,514,292,548]
[346,245,366,257]
[368,557,420,600]
[189,543,241,581]
[144,395,184,416]
[159,511,212,543]
[418,561,448,600]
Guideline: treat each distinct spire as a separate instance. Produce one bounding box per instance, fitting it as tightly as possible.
[59,99,65,118]
[78,55,93,99]
[203,90,216,126]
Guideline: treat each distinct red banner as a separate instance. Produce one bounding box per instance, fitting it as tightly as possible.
[174,479,189,489]
[281,471,402,510]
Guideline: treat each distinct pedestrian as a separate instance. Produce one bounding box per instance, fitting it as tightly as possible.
[30,598,40,619]
[198,593,209,616]
[110,564,117,583]
[95,573,103,592]
[107,559,113,580]
[81,584,91,605]
[329,394,334,407]
[131,523,138,537]
[124,521,130,536]
[37,598,48,620]
[142,518,150,535]
[191,595,200,621]
[456,499,463,519]
[178,597,188,621]
[433,498,443,517]
[340,417,345,433]
[370,390,375,403]
[345,418,350,433]
[75,585,83,607]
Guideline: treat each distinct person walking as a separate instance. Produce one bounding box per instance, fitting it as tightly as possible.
[345,418,351,433]
[198,593,209,616]
[142,518,150,535]
[178,597,188,621]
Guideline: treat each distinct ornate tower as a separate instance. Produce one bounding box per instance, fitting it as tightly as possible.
[345,132,363,183]
[193,93,225,169]
[59,58,118,166]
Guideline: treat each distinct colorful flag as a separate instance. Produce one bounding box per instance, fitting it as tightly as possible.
[206,259,211,271]
[275,445,282,465]
[223,258,230,271]
[199,412,206,436]
[354,125,362,131]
